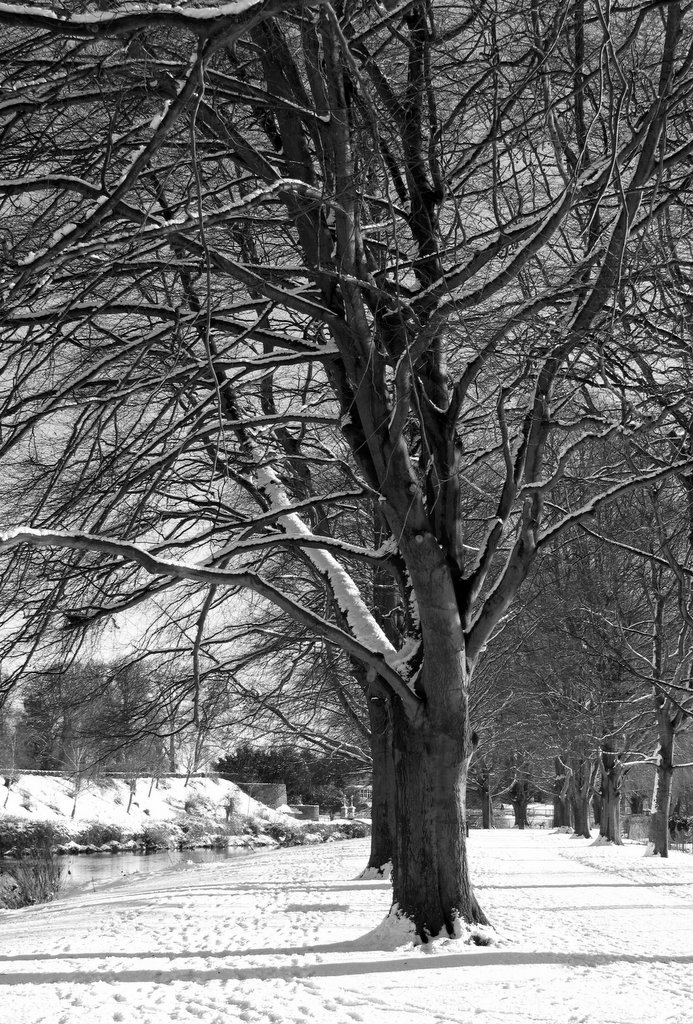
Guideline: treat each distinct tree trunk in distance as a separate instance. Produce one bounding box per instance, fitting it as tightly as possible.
[511,779,530,829]
[599,769,623,844]
[569,758,596,839]
[390,696,488,941]
[553,757,570,827]
[599,740,624,844]
[592,793,602,830]
[552,796,570,827]
[571,794,591,838]
[648,731,675,857]
[364,695,395,873]
[480,770,494,829]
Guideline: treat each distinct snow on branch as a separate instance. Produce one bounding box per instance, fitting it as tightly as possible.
[0,1,323,41]
[211,530,398,570]
[253,467,398,663]
[538,458,693,547]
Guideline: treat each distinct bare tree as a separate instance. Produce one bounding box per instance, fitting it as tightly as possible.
[1,1,693,938]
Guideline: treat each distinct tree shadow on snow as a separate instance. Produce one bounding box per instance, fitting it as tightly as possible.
[3,950,693,986]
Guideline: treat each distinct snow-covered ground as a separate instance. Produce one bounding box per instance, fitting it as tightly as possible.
[2,829,692,1024]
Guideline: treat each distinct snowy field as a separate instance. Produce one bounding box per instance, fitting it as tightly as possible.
[2,829,693,1024]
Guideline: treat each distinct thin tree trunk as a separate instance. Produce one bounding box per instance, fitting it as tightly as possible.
[592,792,602,830]
[553,756,570,827]
[363,695,395,874]
[480,770,494,829]
[648,729,675,857]
[390,696,487,940]
[359,512,399,876]
[647,587,683,857]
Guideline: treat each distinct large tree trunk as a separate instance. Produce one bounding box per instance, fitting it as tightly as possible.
[571,793,590,838]
[364,695,395,874]
[569,757,596,839]
[599,770,623,843]
[648,731,675,857]
[599,739,624,844]
[390,695,487,941]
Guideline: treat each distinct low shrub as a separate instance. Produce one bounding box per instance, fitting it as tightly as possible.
[0,848,64,909]
[0,817,72,856]
[260,820,306,846]
[258,817,371,847]
[176,816,212,846]
[134,822,181,850]
[668,814,692,836]
[74,823,126,847]
[184,795,215,816]
[218,812,247,837]
[336,820,370,839]
[240,815,260,837]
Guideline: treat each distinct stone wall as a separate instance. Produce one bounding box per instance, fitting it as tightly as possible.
[289,804,320,821]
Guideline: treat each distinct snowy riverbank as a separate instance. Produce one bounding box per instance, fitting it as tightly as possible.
[2,830,693,1023]
[0,772,320,860]
[1,772,285,833]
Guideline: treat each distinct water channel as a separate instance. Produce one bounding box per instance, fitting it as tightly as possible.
[58,845,260,893]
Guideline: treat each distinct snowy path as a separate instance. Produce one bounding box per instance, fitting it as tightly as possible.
[2,830,693,1024]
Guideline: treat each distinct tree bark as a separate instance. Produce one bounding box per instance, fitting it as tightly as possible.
[552,795,570,827]
[552,757,570,827]
[511,778,530,829]
[599,739,624,844]
[390,695,487,940]
[648,731,675,857]
[480,769,494,829]
[591,793,602,830]
[570,793,590,838]
[364,695,395,873]
[599,769,624,843]
[569,757,596,839]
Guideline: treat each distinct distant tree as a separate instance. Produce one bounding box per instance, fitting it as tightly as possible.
[216,741,364,811]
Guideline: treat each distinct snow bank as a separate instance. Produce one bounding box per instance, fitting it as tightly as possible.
[1,772,291,834]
